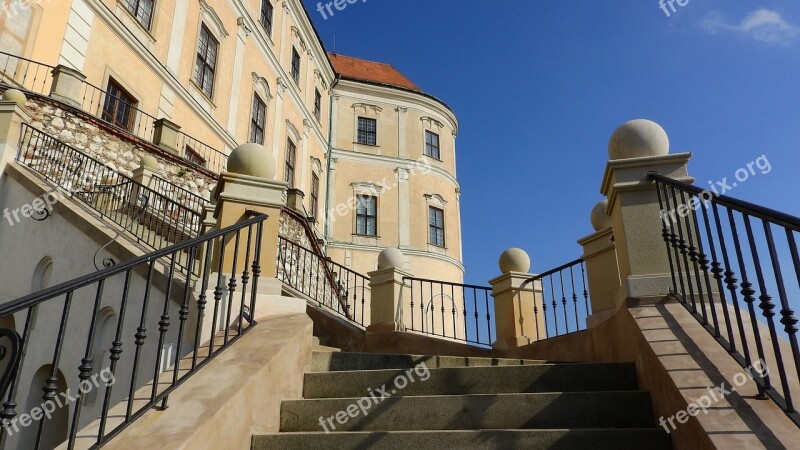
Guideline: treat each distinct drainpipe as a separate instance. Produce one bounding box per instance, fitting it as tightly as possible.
[323,75,340,253]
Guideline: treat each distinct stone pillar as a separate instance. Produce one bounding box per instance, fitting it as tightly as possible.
[490,248,545,350]
[153,118,182,155]
[0,90,31,179]
[601,119,692,301]
[49,65,87,108]
[212,143,287,296]
[367,248,411,333]
[579,199,622,328]
[286,188,305,215]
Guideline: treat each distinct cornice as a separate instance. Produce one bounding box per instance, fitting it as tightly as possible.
[330,147,460,189]
[327,242,465,272]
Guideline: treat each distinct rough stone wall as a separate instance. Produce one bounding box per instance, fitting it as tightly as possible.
[24,97,217,200]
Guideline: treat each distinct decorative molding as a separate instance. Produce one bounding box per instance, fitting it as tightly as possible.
[310,156,322,174]
[352,103,383,115]
[350,182,385,195]
[394,167,410,181]
[421,116,444,130]
[236,17,252,39]
[290,25,308,52]
[199,0,229,40]
[276,76,290,94]
[286,119,301,142]
[313,69,329,90]
[251,73,273,101]
[424,193,448,207]
[331,148,460,189]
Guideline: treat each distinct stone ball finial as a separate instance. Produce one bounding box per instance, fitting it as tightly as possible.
[499,248,531,274]
[2,89,27,105]
[590,199,612,231]
[227,143,276,179]
[140,154,159,170]
[378,247,405,270]
[608,119,669,160]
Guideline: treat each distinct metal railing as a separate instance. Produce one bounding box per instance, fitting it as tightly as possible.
[176,131,228,175]
[77,80,159,143]
[149,177,208,215]
[16,125,203,264]
[403,277,494,348]
[0,50,54,96]
[520,259,590,340]
[0,214,267,449]
[276,237,368,326]
[650,171,800,426]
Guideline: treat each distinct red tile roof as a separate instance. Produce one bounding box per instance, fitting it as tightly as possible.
[329,53,422,92]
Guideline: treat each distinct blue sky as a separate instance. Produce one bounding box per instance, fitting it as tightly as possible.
[305,0,800,285]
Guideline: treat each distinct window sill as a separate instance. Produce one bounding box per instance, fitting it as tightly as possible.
[115,1,157,48]
[189,82,217,112]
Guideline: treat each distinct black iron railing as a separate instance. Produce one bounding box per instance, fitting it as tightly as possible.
[0,51,54,96]
[650,172,800,426]
[520,259,590,340]
[177,131,228,175]
[276,237,368,326]
[0,214,267,449]
[403,277,494,348]
[77,80,159,143]
[16,125,202,263]
[149,176,208,216]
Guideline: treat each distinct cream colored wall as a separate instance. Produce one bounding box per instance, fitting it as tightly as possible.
[327,81,463,284]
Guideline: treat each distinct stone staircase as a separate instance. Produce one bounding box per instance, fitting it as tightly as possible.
[252,351,672,449]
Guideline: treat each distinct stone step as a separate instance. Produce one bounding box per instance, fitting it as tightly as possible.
[281,391,655,432]
[252,429,672,450]
[310,351,548,372]
[303,363,637,399]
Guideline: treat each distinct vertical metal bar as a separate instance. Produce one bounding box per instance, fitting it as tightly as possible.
[209,231,228,356]
[151,254,177,404]
[238,225,253,335]
[671,186,698,312]
[679,190,708,322]
[656,181,680,296]
[192,240,214,370]
[126,262,155,422]
[224,230,241,346]
[700,200,736,347]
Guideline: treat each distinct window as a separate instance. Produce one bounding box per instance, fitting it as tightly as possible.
[357,117,377,145]
[101,79,137,131]
[425,131,441,160]
[250,95,267,145]
[355,195,377,236]
[285,138,296,187]
[314,89,322,121]
[259,0,274,35]
[123,0,155,30]
[184,145,206,168]
[310,173,320,220]
[291,47,301,83]
[194,25,218,98]
[429,207,445,247]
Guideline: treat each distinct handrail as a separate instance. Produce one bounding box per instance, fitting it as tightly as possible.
[0,214,268,448]
[648,172,800,231]
[402,276,494,348]
[16,124,203,264]
[651,172,800,427]
[0,50,55,96]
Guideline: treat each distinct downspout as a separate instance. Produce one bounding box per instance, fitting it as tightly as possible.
[323,75,341,253]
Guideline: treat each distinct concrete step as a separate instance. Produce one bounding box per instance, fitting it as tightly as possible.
[311,337,341,353]
[252,429,672,450]
[310,351,548,372]
[303,363,637,399]
[280,391,655,432]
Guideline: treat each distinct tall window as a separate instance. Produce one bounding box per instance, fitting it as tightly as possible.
[314,89,322,121]
[310,173,320,220]
[429,207,445,247]
[284,138,296,187]
[357,117,377,145]
[355,195,377,236]
[425,131,440,159]
[250,95,266,145]
[124,0,154,30]
[194,25,218,98]
[102,79,137,131]
[184,145,206,168]
[291,47,301,83]
[259,0,274,35]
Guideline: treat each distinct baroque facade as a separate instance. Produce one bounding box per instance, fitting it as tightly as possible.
[0,0,463,281]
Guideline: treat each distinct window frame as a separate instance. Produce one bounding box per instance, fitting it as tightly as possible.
[428,206,446,248]
[425,130,441,160]
[259,0,274,36]
[357,117,377,146]
[250,94,267,145]
[123,0,155,31]
[314,88,322,121]
[291,47,301,83]
[184,145,207,168]
[193,24,219,99]
[310,172,320,221]
[284,138,296,187]
[101,78,138,132]
[355,194,378,237]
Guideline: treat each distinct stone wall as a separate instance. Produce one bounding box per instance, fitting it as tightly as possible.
[24,96,217,200]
